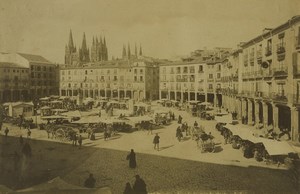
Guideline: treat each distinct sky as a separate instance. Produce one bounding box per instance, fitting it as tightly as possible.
[0,0,300,63]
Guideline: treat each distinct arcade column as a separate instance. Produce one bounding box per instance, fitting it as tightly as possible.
[262,102,269,128]
[291,107,299,142]
[254,101,260,126]
[272,103,279,131]
[247,100,253,125]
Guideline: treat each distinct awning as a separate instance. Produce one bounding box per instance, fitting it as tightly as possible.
[257,138,296,156]
[61,110,82,118]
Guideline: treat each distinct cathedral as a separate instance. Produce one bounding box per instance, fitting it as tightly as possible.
[65,30,108,66]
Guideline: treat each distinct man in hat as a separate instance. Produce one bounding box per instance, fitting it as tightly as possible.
[133,175,147,194]
[126,149,137,168]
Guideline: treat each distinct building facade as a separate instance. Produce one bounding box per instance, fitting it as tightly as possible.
[0,53,59,103]
[59,58,159,101]
[221,16,300,142]
[159,61,222,105]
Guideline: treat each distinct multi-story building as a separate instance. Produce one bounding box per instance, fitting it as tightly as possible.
[221,15,300,142]
[59,58,159,101]
[159,61,222,105]
[0,52,59,103]
[0,62,30,102]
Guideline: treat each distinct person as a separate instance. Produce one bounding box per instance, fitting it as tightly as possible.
[133,175,147,194]
[104,129,109,141]
[99,110,101,117]
[19,135,24,145]
[78,135,83,148]
[194,121,198,128]
[123,182,133,194]
[153,133,160,151]
[84,173,96,188]
[72,133,77,146]
[4,127,9,137]
[27,129,31,138]
[178,115,182,124]
[176,126,183,142]
[126,149,137,168]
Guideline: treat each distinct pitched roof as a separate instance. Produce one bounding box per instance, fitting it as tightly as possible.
[0,62,27,68]
[17,53,51,63]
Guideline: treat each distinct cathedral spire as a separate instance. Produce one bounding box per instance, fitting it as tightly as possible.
[68,29,74,48]
[127,43,131,59]
[81,32,88,51]
[135,43,138,57]
[122,44,127,59]
[139,44,143,56]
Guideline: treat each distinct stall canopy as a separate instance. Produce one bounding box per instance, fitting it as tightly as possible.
[9,177,112,194]
[61,110,82,118]
[128,116,154,123]
[257,138,296,156]
[225,124,261,143]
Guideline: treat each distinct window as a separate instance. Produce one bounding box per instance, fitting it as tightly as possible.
[162,67,166,74]
[85,70,88,75]
[22,70,24,73]
[189,66,195,73]
[62,71,65,75]
[170,67,174,74]
[114,76,117,81]
[217,73,221,78]
[278,84,284,96]
[176,67,181,74]
[134,76,137,81]
[198,65,203,72]
[209,74,213,79]
[140,76,143,81]
[183,67,188,73]
[37,66,41,71]
[134,69,137,74]
[13,69,15,72]
[209,84,213,89]
[31,72,34,78]
[37,73,41,78]
[218,65,221,71]
[43,67,46,71]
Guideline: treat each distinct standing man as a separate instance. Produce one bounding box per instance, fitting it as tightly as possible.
[84,173,96,188]
[153,133,160,151]
[78,135,83,148]
[133,175,147,194]
[4,127,9,137]
[126,149,137,169]
[194,121,198,128]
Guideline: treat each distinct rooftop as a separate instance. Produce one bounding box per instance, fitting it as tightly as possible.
[0,62,28,68]
[17,53,52,64]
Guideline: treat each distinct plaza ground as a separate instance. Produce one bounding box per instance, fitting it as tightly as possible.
[0,104,299,193]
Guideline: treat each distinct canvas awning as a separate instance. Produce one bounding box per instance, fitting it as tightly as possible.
[257,138,296,156]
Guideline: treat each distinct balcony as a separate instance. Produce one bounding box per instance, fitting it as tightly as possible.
[293,94,300,104]
[207,78,214,82]
[257,51,262,64]
[276,43,286,54]
[295,36,300,50]
[207,88,214,93]
[272,93,288,103]
[273,66,288,77]
[265,47,272,57]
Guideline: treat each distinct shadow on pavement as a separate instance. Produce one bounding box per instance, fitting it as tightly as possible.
[159,145,174,151]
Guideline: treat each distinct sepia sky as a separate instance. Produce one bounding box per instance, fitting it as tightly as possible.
[0,0,300,63]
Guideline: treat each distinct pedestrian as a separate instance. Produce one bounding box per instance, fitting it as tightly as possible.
[126,149,137,168]
[153,133,160,151]
[178,115,182,124]
[4,127,9,137]
[19,135,24,145]
[27,129,31,138]
[98,110,101,117]
[84,173,96,188]
[133,175,147,194]
[78,135,83,148]
[123,182,133,194]
[176,126,183,142]
[72,133,77,146]
[194,121,198,128]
